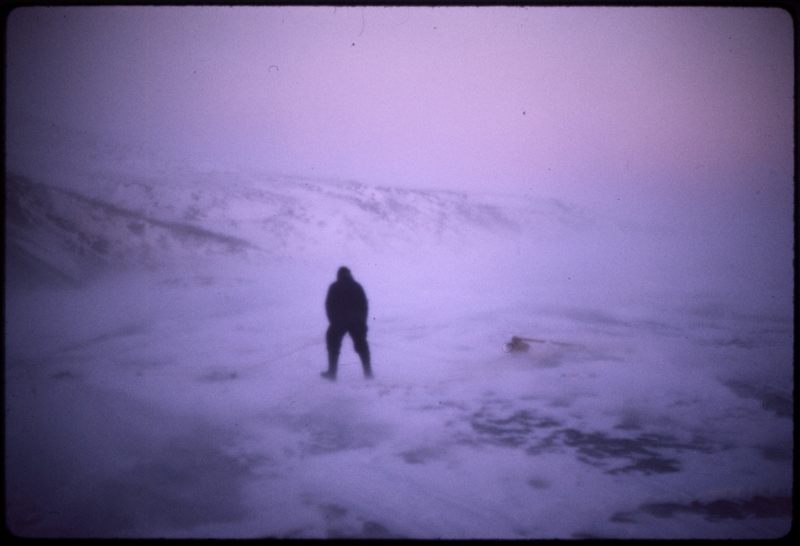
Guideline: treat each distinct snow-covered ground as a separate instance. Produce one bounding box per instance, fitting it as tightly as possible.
[4,118,793,539]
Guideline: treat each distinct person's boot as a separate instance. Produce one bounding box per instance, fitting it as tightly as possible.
[362,359,373,379]
[321,354,337,381]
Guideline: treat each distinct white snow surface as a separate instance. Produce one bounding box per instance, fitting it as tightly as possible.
[4,120,794,539]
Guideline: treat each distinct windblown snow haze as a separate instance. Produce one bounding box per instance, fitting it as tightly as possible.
[4,6,794,539]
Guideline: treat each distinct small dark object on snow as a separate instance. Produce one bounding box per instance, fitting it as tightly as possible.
[504,336,530,352]
[504,335,574,353]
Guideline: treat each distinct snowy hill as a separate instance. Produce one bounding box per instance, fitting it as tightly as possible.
[5,158,591,288]
[5,174,259,286]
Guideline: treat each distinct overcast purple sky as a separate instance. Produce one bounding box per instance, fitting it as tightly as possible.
[6,7,794,209]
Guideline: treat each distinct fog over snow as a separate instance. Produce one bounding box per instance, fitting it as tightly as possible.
[4,6,794,539]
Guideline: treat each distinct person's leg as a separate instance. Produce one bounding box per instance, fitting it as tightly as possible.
[349,323,372,378]
[324,324,345,379]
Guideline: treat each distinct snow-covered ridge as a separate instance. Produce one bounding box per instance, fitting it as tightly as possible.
[5,162,591,287]
[6,173,259,286]
[5,113,593,247]
[5,112,601,289]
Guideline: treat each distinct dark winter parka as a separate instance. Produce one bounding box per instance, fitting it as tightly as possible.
[325,267,368,326]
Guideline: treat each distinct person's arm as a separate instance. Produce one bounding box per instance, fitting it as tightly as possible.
[357,285,368,323]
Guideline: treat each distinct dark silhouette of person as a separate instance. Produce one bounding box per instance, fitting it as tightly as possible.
[322,266,372,381]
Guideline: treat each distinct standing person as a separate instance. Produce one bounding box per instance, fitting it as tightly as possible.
[322,266,372,381]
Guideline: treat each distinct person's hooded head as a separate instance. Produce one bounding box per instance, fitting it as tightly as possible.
[337,266,353,282]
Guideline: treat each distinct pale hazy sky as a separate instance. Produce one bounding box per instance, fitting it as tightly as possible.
[6,6,794,210]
